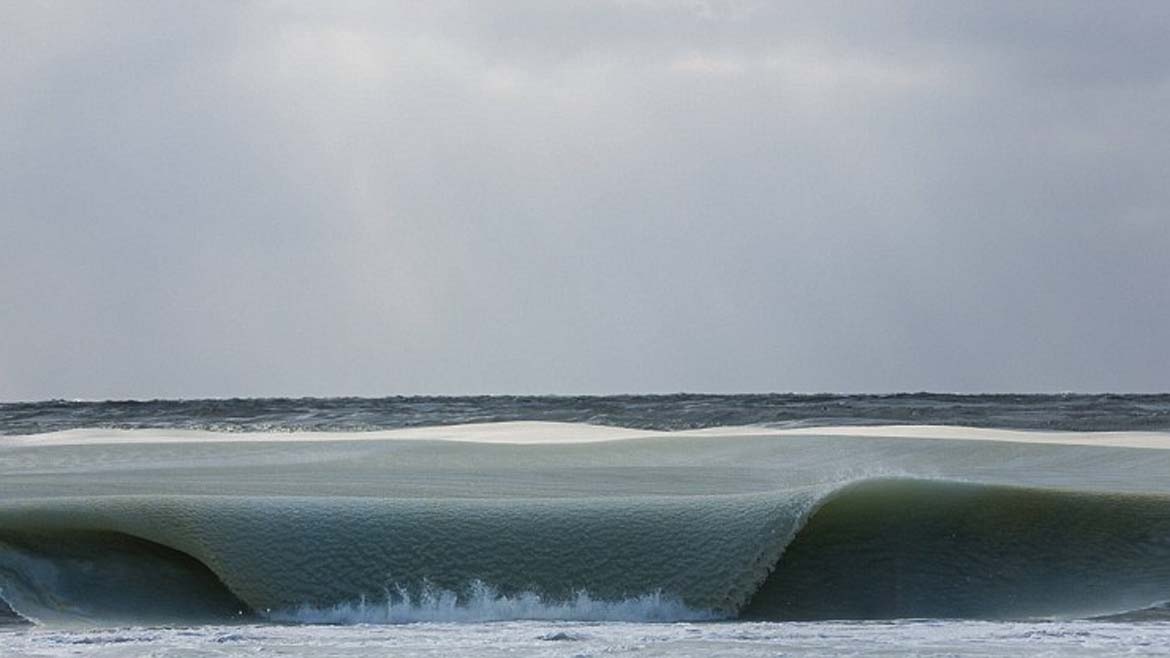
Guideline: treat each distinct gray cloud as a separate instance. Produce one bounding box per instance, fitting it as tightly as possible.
[2,1,1168,399]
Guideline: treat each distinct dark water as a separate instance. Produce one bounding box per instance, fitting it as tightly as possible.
[6,394,1170,632]
[2,393,1169,435]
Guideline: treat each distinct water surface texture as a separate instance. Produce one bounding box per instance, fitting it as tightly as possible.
[3,395,1170,656]
[4,393,1170,434]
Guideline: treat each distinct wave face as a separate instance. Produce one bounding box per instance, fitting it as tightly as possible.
[3,423,1170,625]
[0,492,812,624]
[746,480,1170,620]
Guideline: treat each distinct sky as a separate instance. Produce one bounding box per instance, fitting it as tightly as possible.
[2,1,1168,399]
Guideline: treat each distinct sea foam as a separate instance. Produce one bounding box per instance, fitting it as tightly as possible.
[268,581,718,624]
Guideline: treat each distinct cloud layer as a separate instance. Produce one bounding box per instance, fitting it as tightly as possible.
[2,1,1168,398]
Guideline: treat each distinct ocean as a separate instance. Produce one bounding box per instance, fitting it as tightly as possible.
[3,393,1170,656]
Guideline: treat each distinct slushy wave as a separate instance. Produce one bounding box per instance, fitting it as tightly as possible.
[3,478,1170,625]
[4,423,1170,625]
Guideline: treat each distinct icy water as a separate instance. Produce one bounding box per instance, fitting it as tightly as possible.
[3,395,1170,656]
[6,619,1170,657]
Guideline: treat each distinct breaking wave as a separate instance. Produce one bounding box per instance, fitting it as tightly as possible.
[269,581,715,624]
[4,477,1170,625]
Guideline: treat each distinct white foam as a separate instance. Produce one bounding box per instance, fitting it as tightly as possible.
[9,619,1170,658]
[266,581,717,625]
[0,422,659,447]
[8,421,1169,450]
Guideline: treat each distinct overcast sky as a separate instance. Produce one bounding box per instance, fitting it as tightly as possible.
[2,1,1168,400]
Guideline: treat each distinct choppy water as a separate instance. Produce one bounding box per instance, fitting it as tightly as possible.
[3,395,1170,656]
[4,393,1170,434]
[6,619,1170,657]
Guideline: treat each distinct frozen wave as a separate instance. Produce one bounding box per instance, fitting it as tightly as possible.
[4,423,1170,625]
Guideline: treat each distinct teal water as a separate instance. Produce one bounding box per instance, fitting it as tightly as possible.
[3,423,1170,629]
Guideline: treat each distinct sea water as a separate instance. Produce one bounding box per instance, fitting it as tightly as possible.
[3,394,1170,656]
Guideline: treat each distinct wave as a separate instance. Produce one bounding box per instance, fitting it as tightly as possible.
[0,490,811,625]
[4,477,1170,625]
[0,530,249,625]
[745,479,1170,620]
[5,423,1170,625]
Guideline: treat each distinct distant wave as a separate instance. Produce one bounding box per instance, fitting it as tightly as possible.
[4,392,1170,434]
